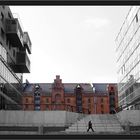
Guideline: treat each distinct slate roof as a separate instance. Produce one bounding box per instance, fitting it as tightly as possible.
[93,83,108,93]
[64,83,93,93]
[23,83,93,94]
[23,83,52,92]
[92,83,117,94]
[23,83,117,95]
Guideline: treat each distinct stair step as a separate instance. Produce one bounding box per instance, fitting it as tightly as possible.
[65,114,124,133]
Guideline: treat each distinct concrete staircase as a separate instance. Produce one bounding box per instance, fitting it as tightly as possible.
[65,114,124,133]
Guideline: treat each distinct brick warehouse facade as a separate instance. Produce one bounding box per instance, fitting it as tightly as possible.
[22,75,118,114]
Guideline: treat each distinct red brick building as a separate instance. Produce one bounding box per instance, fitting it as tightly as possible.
[22,75,118,114]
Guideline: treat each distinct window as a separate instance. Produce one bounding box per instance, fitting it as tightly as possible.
[111,87,114,90]
[67,98,70,103]
[77,106,82,112]
[0,42,2,46]
[13,50,15,57]
[25,104,28,109]
[101,98,104,103]
[101,104,104,109]
[35,106,40,110]
[94,97,97,103]
[46,98,49,103]
[88,98,91,103]
[130,86,133,93]
[1,28,4,39]
[26,98,28,103]
[136,14,138,23]
[6,38,9,46]
[8,12,12,19]
[9,43,11,50]
[77,94,82,100]
[1,12,4,21]
[35,100,40,104]
[34,96,40,100]
[77,100,82,104]
[46,105,49,110]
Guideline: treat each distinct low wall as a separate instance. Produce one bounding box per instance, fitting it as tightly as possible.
[116,110,140,126]
[65,111,82,125]
[0,111,80,126]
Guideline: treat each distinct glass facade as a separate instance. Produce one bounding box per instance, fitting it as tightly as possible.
[0,44,22,110]
[0,44,22,84]
[116,6,140,110]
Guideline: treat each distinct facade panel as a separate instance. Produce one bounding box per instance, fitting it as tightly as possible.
[116,6,140,110]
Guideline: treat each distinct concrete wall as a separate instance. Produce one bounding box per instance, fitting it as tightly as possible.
[0,111,80,126]
[65,111,82,125]
[116,110,140,126]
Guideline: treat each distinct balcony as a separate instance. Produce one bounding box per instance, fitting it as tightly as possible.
[11,52,30,73]
[6,18,24,48]
[23,32,32,54]
[16,52,30,73]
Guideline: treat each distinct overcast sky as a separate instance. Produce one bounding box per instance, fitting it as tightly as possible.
[10,6,130,83]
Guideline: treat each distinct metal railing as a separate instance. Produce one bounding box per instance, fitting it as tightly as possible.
[0,122,124,131]
[66,122,124,132]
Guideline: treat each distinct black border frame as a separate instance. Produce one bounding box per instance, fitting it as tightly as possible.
[0,134,140,139]
[0,0,140,5]
[0,0,140,139]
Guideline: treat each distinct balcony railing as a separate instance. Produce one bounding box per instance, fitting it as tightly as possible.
[0,81,22,110]
[16,51,30,73]
[126,85,140,104]
[23,32,32,54]
[6,18,24,48]
[11,51,30,73]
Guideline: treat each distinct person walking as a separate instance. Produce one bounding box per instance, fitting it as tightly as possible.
[87,120,94,132]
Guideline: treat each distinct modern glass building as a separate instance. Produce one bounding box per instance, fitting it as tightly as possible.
[116,6,140,110]
[0,6,32,110]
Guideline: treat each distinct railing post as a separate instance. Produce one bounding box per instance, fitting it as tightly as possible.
[125,121,130,134]
[38,124,43,135]
[76,121,78,133]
